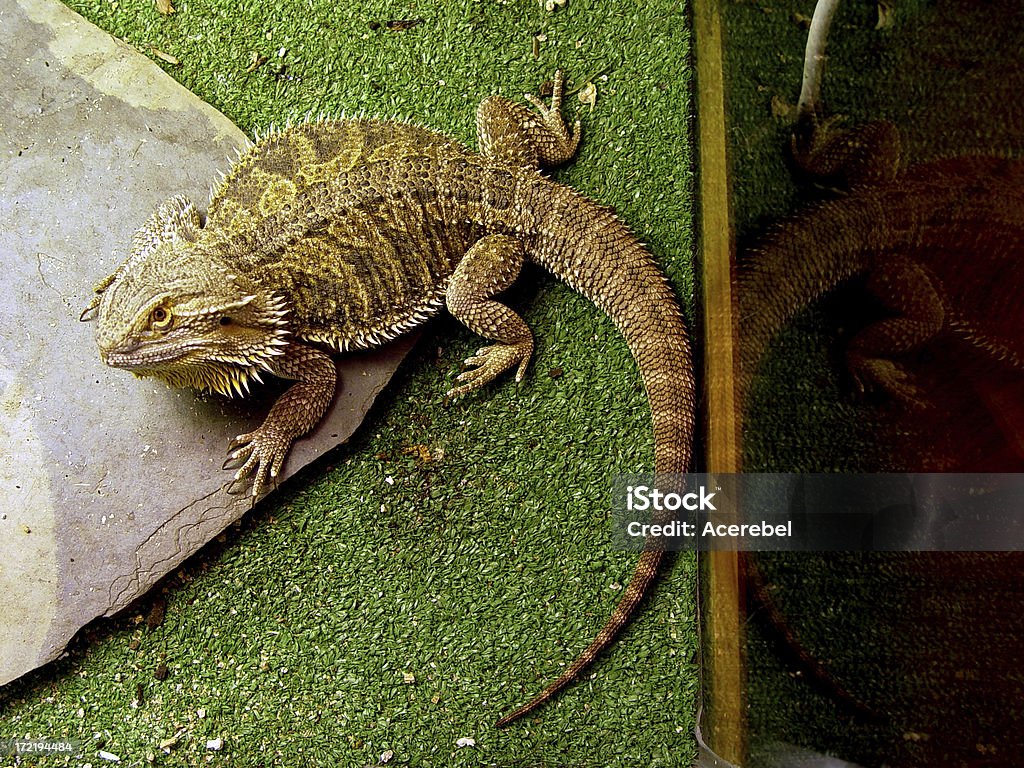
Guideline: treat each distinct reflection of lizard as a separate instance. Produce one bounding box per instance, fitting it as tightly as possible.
[740,124,1024,721]
[84,73,695,726]
[741,134,1024,402]
[740,1,1024,402]
[740,0,1024,722]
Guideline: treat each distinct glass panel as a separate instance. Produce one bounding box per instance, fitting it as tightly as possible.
[698,0,1024,765]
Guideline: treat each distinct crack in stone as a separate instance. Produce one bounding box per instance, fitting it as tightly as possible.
[105,485,247,615]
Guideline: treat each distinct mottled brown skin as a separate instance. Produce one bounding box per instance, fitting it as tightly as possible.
[741,119,1024,402]
[85,73,695,726]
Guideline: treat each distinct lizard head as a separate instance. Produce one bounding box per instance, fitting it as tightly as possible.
[91,196,290,397]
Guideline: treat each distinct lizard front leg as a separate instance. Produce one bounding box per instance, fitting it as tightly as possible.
[225,341,337,498]
[445,234,533,398]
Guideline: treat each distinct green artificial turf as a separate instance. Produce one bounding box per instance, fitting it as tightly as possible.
[1,1,698,766]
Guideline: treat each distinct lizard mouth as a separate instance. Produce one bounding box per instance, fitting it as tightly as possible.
[103,351,150,370]
[100,338,276,397]
[100,340,195,371]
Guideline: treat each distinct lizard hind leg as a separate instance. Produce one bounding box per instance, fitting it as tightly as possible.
[846,256,945,405]
[476,70,581,170]
[445,234,533,399]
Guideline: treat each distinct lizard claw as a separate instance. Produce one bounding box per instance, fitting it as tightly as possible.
[223,428,289,499]
[446,341,532,399]
[848,354,927,408]
[222,444,247,471]
[224,476,252,497]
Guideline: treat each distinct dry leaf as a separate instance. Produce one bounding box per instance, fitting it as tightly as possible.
[770,93,797,120]
[155,0,174,15]
[246,52,269,73]
[145,596,167,631]
[792,11,811,29]
[385,18,425,31]
[403,444,433,462]
[153,660,169,680]
[876,0,896,30]
[158,735,178,750]
[150,46,180,66]
[578,81,597,110]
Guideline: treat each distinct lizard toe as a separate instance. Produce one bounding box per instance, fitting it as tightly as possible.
[449,341,532,398]
[222,429,288,499]
[232,450,261,484]
[227,431,256,453]
[848,355,927,407]
[521,71,580,162]
[222,441,252,471]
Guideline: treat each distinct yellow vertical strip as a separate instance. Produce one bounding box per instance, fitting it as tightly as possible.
[692,0,746,764]
[694,4,739,461]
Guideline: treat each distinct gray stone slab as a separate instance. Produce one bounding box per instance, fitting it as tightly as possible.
[0,0,413,686]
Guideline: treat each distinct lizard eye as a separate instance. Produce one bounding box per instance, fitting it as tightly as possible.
[150,306,173,331]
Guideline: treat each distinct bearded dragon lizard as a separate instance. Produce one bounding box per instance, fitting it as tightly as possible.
[741,132,1024,401]
[83,72,695,726]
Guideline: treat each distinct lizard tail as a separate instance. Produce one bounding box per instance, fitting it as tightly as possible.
[495,550,663,728]
[497,189,695,727]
